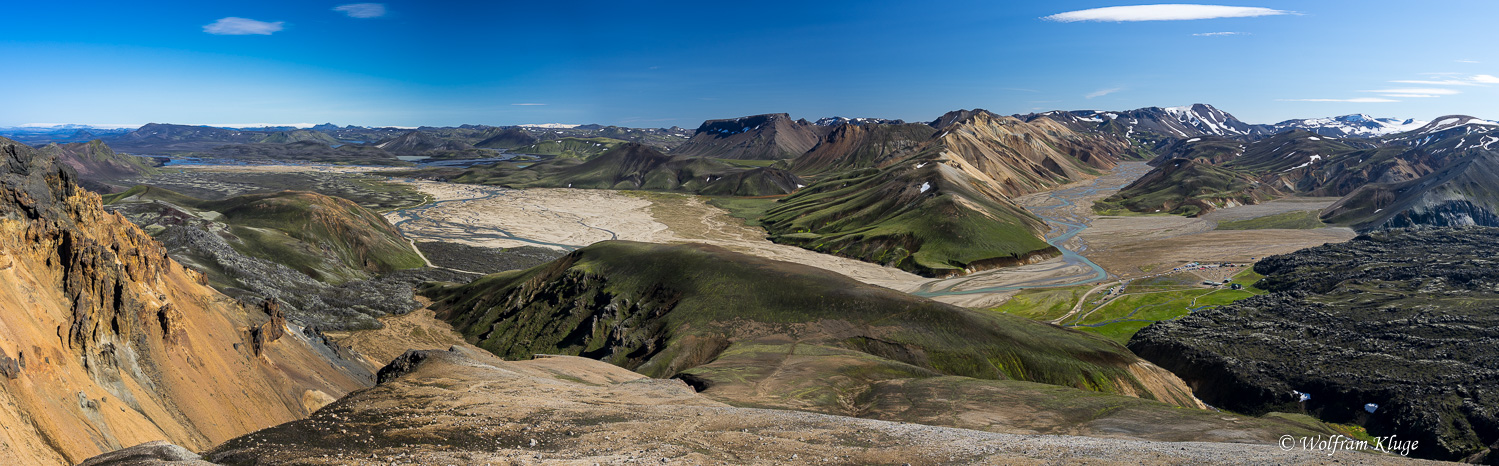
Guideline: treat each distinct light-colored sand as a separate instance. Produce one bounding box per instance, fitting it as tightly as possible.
[382,173,1362,306]
[182,164,1360,307]
[1082,197,1358,278]
[385,182,665,249]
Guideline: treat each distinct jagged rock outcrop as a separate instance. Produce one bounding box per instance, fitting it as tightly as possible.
[0,137,374,465]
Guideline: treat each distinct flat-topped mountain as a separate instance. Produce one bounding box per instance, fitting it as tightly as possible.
[671,113,829,160]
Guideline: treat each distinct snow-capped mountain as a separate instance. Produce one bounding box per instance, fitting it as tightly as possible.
[1381,115,1499,153]
[813,116,906,126]
[1024,103,1271,144]
[1272,114,1427,138]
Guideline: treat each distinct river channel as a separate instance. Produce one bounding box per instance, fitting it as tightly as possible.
[911,162,1151,297]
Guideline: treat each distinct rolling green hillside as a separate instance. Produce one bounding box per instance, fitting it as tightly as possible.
[423,241,1199,408]
[105,185,425,283]
[762,158,1055,277]
[510,137,626,159]
[441,143,803,196]
[1095,158,1280,216]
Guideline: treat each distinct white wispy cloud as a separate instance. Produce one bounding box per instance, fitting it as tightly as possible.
[1193,31,1246,37]
[204,17,284,35]
[511,103,547,106]
[334,3,386,19]
[1392,79,1481,86]
[1085,87,1123,99]
[1278,98,1400,103]
[1392,74,1499,86]
[1380,94,1442,98]
[1457,59,1481,64]
[1362,88,1462,96]
[1044,4,1292,23]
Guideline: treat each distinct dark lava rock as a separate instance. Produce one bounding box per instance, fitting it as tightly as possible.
[1128,227,1499,462]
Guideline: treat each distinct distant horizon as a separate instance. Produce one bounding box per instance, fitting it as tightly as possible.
[4,103,1469,131]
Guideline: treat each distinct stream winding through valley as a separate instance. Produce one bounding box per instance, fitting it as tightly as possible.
[912,162,1151,297]
[385,162,1152,298]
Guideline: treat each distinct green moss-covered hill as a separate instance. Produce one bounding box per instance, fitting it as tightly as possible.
[1095,158,1281,216]
[509,137,626,159]
[762,158,1055,277]
[439,143,803,196]
[105,185,425,283]
[423,241,1199,408]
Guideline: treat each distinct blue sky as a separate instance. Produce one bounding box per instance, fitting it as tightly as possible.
[2,1,1496,127]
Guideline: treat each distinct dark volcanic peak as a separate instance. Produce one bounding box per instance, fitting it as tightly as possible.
[692,113,790,135]
[473,127,539,149]
[374,130,440,152]
[1323,149,1499,231]
[672,113,827,160]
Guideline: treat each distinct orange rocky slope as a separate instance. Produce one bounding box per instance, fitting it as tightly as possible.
[0,137,374,465]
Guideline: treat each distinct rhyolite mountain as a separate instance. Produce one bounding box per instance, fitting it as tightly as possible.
[0,137,373,464]
[1127,227,1499,462]
[763,110,1129,277]
[670,113,829,160]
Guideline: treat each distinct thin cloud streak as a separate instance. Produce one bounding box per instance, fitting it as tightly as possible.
[1044,5,1292,23]
[1278,98,1400,103]
[1193,31,1246,37]
[1362,88,1462,96]
[203,17,284,35]
[1381,94,1443,98]
[1085,87,1122,99]
[334,4,387,19]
